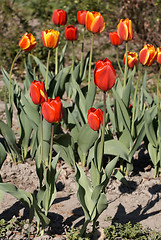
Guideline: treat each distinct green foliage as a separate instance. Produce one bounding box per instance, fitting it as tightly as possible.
[104,222,161,240]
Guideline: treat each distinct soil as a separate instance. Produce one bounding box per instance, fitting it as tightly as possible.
[0,139,161,240]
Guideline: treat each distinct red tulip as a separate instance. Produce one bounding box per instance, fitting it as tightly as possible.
[77,10,87,25]
[30,80,48,105]
[65,25,78,41]
[94,58,116,92]
[117,19,133,41]
[41,97,63,123]
[156,47,161,65]
[139,44,157,66]
[42,29,60,48]
[52,9,67,25]
[124,52,138,68]
[19,32,37,51]
[88,108,103,131]
[85,11,105,34]
[109,31,123,46]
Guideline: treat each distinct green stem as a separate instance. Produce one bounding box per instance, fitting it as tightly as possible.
[131,65,142,138]
[157,66,161,112]
[72,41,75,72]
[80,26,85,77]
[124,41,128,88]
[45,49,51,89]
[55,46,58,75]
[154,164,159,178]
[116,46,123,75]
[9,49,22,108]
[40,110,43,170]
[49,124,54,171]
[98,91,106,172]
[88,33,94,90]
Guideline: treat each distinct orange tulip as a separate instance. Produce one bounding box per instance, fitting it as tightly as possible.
[88,108,103,131]
[109,31,123,46]
[124,52,138,68]
[30,80,48,105]
[77,10,87,25]
[52,9,67,25]
[139,44,157,66]
[85,11,105,34]
[156,47,161,65]
[117,19,133,41]
[94,58,116,92]
[19,32,37,51]
[42,29,60,48]
[41,97,63,123]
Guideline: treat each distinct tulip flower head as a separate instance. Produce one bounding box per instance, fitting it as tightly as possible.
[30,80,48,105]
[109,31,123,46]
[19,32,37,51]
[77,10,87,25]
[52,9,67,25]
[94,58,116,92]
[41,96,63,123]
[65,25,78,41]
[139,44,157,66]
[156,47,161,65]
[117,19,133,41]
[85,11,105,34]
[88,108,103,131]
[42,29,60,48]
[124,52,138,68]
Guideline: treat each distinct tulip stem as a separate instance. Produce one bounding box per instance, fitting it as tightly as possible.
[71,41,75,72]
[40,109,43,173]
[80,25,85,78]
[55,46,58,75]
[45,49,51,89]
[131,64,142,138]
[116,46,123,76]
[9,49,22,109]
[49,124,54,171]
[98,91,106,172]
[88,33,94,90]
[157,66,161,112]
[124,41,128,88]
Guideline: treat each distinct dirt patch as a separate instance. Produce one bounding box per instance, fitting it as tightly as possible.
[0,145,161,239]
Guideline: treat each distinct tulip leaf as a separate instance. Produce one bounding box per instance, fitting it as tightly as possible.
[85,79,96,113]
[113,88,132,142]
[0,143,6,170]
[148,143,158,166]
[105,156,119,181]
[80,51,90,80]
[59,42,68,70]
[0,120,20,159]
[42,119,52,165]
[144,110,157,147]
[77,124,98,155]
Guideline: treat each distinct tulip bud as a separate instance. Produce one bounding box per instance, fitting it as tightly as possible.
[65,25,78,41]
[156,47,161,65]
[30,80,48,105]
[85,11,105,34]
[41,97,63,123]
[42,29,60,48]
[109,31,123,46]
[117,19,133,41]
[77,10,87,25]
[19,32,37,51]
[52,9,67,25]
[88,108,103,131]
[139,44,157,66]
[124,52,138,68]
[94,58,116,92]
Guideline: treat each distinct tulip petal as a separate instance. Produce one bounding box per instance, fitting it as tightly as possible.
[19,35,31,50]
[86,12,94,31]
[118,22,128,41]
[88,113,100,131]
[139,48,150,65]
[91,15,105,33]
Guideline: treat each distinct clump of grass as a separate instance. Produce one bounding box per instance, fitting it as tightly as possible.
[104,222,161,240]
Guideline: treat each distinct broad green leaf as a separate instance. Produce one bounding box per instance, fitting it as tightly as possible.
[148,143,158,166]
[96,192,108,216]
[113,169,128,186]
[78,124,98,155]
[42,119,52,165]
[85,79,96,113]
[105,156,119,181]
[80,51,90,80]
[0,143,6,169]
[144,110,157,147]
